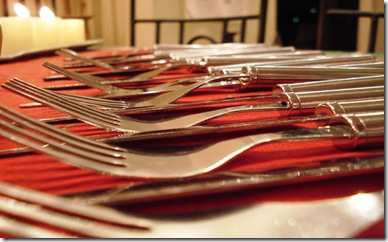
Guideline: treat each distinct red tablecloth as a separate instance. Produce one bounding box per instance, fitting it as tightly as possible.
[0,49,384,238]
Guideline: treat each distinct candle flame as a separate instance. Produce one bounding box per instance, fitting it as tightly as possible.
[39,6,56,21]
[14,3,30,19]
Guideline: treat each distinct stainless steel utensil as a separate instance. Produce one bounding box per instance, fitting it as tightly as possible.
[0,103,383,178]
[4,78,384,133]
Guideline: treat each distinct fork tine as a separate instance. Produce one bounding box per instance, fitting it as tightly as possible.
[4,78,126,131]
[56,48,117,70]
[0,196,148,238]
[0,109,132,173]
[19,92,129,110]
[0,181,151,228]
[59,92,128,108]
[44,61,244,102]
[4,80,118,126]
[0,111,145,177]
[43,62,120,93]
[0,214,74,238]
[5,78,158,133]
[128,74,240,107]
[0,104,127,164]
[0,93,122,151]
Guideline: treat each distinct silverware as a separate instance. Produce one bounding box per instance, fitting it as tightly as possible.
[335,61,384,68]
[0,214,74,238]
[43,54,376,91]
[52,50,324,82]
[0,98,383,157]
[239,65,383,83]
[8,77,384,129]
[0,103,383,178]
[0,195,149,238]
[56,48,119,70]
[40,58,384,102]
[103,98,384,143]
[206,54,376,75]
[56,46,295,72]
[66,153,384,206]
[4,78,384,133]
[0,181,151,228]
[0,180,152,238]
[43,61,241,100]
[154,46,296,59]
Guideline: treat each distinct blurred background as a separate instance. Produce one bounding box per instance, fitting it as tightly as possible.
[0,0,384,53]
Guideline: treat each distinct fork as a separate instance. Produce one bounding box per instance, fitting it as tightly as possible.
[56,47,369,84]
[43,62,242,98]
[0,181,151,238]
[0,98,383,157]
[57,46,296,71]
[43,54,377,93]
[47,49,325,82]
[206,54,377,75]
[44,62,243,101]
[56,49,120,70]
[0,214,74,238]
[44,74,384,113]
[3,77,285,132]
[43,61,384,102]
[100,50,325,68]
[47,55,375,87]
[0,103,383,178]
[4,78,384,133]
[0,196,150,238]
[67,153,384,206]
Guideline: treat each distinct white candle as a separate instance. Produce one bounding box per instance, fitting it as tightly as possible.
[31,17,62,49]
[0,4,87,56]
[61,19,86,45]
[31,6,62,49]
[0,17,35,55]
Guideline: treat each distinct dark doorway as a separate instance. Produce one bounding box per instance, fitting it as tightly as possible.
[277,0,359,50]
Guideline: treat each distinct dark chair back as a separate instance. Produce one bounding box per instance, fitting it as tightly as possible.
[316,0,384,53]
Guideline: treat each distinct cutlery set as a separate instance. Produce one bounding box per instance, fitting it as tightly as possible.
[0,43,384,238]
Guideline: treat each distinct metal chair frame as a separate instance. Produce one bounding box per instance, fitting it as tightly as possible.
[316,0,384,53]
[130,0,268,46]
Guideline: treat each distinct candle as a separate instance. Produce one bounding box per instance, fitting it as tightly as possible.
[32,6,63,49]
[0,17,35,55]
[31,17,63,49]
[61,19,86,45]
[0,4,86,56]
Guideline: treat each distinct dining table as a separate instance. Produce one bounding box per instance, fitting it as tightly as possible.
[0,45,384,238]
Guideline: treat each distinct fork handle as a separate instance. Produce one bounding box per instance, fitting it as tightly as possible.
[284,86,384,114]
[273,75,384,93]
[331,112,384,149]
[241,66,383,81]
[314,99,384,115]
